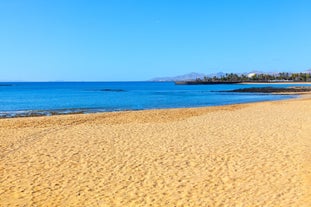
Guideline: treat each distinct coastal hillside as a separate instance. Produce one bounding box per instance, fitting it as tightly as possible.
[151,70,311,82]
[150,72,206,81]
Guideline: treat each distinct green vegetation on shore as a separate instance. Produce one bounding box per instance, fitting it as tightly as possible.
[197,72,311,83]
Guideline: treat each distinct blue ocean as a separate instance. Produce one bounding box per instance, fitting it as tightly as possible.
[0,82,304,118]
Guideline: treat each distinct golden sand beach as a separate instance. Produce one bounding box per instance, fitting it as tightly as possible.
[1,96,311,206]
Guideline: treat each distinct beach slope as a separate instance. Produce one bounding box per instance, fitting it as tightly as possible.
[1,97,311,206]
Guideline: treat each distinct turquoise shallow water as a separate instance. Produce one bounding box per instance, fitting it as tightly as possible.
[0,81,303,117]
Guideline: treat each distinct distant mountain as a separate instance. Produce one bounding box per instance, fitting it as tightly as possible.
[303,69,311,74]
[150,72,206,81]
[206,72,226,78]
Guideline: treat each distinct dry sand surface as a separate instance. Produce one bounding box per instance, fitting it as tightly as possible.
[1,96,311,206]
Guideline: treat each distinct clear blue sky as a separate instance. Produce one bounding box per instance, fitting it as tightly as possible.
[1,0,311,81]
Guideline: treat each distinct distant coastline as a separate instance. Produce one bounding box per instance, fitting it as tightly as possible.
[174,71,311,85]
[175,80,311,85]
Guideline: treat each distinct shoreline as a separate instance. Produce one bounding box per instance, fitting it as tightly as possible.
[0,93,305,119]
[0,93,308,122]
[1,95,310,206]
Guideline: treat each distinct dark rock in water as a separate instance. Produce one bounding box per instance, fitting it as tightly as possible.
[219,87,311,93]
[0,84,13,87]
[100,89,127,92]
[175,81,241,85]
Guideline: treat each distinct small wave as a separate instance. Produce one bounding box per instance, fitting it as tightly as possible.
[0,109,86,118]
[0,107,131,118]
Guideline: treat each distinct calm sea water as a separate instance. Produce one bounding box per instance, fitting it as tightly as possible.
[0,81,303,117]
